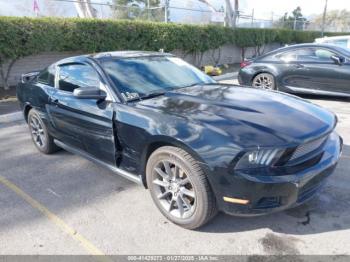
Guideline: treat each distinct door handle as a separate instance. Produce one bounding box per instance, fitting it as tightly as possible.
[49,97,59,104]
[294,64,305,69]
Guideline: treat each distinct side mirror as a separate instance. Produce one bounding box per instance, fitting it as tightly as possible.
[330,55,345,65]
[73,87,107,100]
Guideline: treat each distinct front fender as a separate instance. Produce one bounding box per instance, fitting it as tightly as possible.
[114,103,242,188]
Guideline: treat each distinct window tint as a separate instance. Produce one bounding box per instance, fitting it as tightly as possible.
[327,39,348,48]
[278,48,337,62]
[278,48,314,62]
[314,48,337,61]
[37,66,55,86]
[58,64,100,92]
[101,56,214,98]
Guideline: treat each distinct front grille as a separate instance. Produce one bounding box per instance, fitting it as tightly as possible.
[297,182,322,203]
[289,136,328,161]
[296,166,333,203]
[254,197,281,209]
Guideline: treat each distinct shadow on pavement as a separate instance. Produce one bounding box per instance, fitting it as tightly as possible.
[0,123,137,231]
[0,122,350,237]
[0,100,20,115]
[200,143,350,235]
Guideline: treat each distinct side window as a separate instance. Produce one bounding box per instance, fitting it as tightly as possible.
[58,64,100,93]
[314,48,337,62]
[37,66,55,86]
[278,48,337,63]
[277,48,316,62]
[328,39,348,48]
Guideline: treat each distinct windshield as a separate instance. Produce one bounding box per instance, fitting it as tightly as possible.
[100,56,215,100]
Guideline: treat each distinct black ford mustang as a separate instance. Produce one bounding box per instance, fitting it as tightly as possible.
[238,43,350,97]
[17,51,342,229]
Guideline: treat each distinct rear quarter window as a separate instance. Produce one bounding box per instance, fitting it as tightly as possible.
[37,66,55,86]
[257,54,280,62]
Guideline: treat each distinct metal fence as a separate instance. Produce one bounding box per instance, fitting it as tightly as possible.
[111,5,165,22]
[10,0,349,32]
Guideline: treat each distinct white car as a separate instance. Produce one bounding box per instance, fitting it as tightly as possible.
[315,35,350,49]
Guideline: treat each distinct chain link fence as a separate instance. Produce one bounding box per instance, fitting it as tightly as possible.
[111,6,165,22]
[3,0,348,32]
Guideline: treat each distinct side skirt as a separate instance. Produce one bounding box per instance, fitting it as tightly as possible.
[54,139,143,186]
[284,86,350,97]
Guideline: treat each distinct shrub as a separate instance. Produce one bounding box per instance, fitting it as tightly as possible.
[0,17,348,88]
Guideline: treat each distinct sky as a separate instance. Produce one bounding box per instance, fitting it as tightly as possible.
[239,0,350,20]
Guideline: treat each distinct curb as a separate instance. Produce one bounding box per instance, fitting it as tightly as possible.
[213,72,238,81]
[0,111,23,124]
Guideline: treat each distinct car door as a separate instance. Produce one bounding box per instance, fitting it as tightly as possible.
[277,47,322,91]
[278,47,350,94]
[306,47,350,94]
[47,62,116,165]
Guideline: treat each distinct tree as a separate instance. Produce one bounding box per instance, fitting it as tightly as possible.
[308,9,350,32]
[112,0,161,21]
[0,19,39,90]
[275,6,308,30]
[74,0,97,18]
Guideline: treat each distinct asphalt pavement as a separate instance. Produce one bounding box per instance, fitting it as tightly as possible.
[0,81,350,256]
[0,100,20,115]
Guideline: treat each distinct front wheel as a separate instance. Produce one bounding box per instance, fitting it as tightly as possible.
[252,73,276,90]
[146,146,217,229]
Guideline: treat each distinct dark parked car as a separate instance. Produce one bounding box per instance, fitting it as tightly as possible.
[17,51,342,229]
[238,43,350,97]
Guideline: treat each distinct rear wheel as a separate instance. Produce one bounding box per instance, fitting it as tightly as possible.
[28,109,59,154]
[146,146,217,229]
[252,73,276,90]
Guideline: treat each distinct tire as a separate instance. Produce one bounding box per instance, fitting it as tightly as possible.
[146,146,217,229]
[252,73,276,90]
[28,109,60,154]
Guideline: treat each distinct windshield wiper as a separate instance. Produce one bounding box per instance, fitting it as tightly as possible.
[175,81,217,90]
[140,91,166,100]
[125,90,166,102]
[125,82,217,102]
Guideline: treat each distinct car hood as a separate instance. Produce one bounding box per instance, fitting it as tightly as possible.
[136,84,336,148]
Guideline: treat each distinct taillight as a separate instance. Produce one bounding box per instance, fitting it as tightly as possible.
[240,60,252,68]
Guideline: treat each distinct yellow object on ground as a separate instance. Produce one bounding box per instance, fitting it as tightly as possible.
[203,65,222,76]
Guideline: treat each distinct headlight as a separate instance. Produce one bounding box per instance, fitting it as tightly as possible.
[234,148,284,170]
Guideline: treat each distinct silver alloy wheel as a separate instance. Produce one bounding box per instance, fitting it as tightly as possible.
[29,115,46,148]
[151,160,196,219]
[252,73,275,90]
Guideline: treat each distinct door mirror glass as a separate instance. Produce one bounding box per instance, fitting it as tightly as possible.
[330,55,345,65]
[73,87,107,100]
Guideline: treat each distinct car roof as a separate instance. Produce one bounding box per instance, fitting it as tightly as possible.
[92,50,172,59]
[257,43,350,59]
[55,51,173,65]
[277,43,343,50]
[315,35,350,42]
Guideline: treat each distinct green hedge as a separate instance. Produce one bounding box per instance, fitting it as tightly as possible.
[0,16,348,64]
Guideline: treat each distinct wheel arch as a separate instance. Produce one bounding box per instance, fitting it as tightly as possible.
[250,70,280,90]
[23,103,33,123]
[250,71,274,84]
[140,136,207,188]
